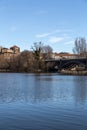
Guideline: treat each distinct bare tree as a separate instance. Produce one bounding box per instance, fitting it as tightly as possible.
[31,42,43,60]
[0,55,9,70]
[19,50,34,72]
[31,42,53,72]
[73,37,87,56]
[31,42,45,72]
[9,50,35,72]
[42,45,53,59]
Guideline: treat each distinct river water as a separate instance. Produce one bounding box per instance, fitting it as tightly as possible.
[0,73,87,130]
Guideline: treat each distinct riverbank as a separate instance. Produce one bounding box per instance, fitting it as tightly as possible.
[0,69,87,75]
[59,70,87,75]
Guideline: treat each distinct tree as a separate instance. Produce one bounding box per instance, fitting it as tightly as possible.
[73,37,87,56]
[31,42,53,72]
[19,50,34,72]
[32,42,43,61]
[9,50,35,72]
[31,42,45,71]
[0,55,9,70]
[42,45,53,59]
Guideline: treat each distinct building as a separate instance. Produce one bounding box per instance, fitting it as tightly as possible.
[10,45,20,54]
[0,45,20,59]
[51,52,79,59]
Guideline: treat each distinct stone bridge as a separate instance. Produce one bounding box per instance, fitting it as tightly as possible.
[45,57,87,71]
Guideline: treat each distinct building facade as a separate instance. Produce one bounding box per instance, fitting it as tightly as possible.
[0,45,20,58]
[51,52,79,59]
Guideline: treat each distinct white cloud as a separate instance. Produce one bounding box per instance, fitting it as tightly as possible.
[48,36,64,43]
[36,30,61,38]
[36,33,52,38]
[35,29,72,38]
[64,40,74,45]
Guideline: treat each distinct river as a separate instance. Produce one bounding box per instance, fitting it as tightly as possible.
[0,73,87,130]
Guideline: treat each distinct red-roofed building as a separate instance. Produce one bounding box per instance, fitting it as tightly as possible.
[51,52,79,59]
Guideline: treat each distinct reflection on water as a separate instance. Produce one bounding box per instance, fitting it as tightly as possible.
[0,73,87,106]
[74,76,87,105]
[0,73,87,130]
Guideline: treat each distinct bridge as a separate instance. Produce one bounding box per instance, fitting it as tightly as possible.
[45,57,87,71]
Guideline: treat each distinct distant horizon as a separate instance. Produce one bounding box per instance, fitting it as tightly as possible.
[0,0,87,53]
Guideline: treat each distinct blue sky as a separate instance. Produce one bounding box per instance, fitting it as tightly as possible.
[0,0,87,53]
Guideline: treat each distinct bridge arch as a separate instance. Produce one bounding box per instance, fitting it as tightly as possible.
[60,60,85,70]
